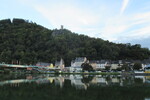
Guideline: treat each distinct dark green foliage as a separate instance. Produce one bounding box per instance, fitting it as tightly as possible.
[116,67,122,71]
[0,18,150,66]
[81,63,94,72]
[105,66,111,71]
[81,75,94,83]
[133,62,142,70]
[13,18,26,25]
[0,19,11,26]
[122,64,132,71]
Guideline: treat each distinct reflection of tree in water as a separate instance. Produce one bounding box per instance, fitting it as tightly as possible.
[122,76,135,86]
[105,76,111,84]
[81,75,94,84]
[1,75,150,100]
[134,78,143,85]
[63,80,71,88]
[0,74,26,81]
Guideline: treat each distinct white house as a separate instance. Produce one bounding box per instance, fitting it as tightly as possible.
[71,57,87,67]
[110,60,123,70]
[70,57,87,72]
[90,60,109,70]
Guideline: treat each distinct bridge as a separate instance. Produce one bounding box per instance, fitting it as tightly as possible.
[0,63,38,69]
[0,63,61,73]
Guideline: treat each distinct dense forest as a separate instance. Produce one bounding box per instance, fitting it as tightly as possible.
[0,18,150,66]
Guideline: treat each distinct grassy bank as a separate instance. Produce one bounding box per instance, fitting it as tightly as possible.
[0,70,121,75]
[60,72,121,75]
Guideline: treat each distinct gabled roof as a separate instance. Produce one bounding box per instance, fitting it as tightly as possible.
[36,62,50,66]
[89,60,108,64]
[74,57,86,62]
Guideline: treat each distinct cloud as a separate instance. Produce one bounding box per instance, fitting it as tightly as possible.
[28,1,99,32]
[121,12,150,39]
[16,0,150,48]
[33,0,150,45]
[97,11,150,43]
[125,26,150,40]
[120,0,130,14]
[36,5,96,26]
[16,0,102,35]
[98,15,130,41]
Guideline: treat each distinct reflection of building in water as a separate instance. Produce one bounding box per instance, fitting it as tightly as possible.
[35,76,65,88]
[0,79,30,87]
[120,76,147,86]
[145,98,150,100]
[0,75,65,87]
[111,77,119,83]
[47,78,54,83]
[90,76,107,86]
[70,75,88,90]
[68,75,121,88]
[109,77,121,86]
[90,75,122,86]
[145,76,150,83]
[36,78,50,84]
[2,74,150,89]
[10,83,20,87]
[135,76,145,83]
[120,76,135,86]
[54,76,65,88]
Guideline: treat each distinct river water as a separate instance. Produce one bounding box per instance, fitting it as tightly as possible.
[0,74,150,100]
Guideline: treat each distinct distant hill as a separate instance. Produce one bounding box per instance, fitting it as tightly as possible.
[0,18,150,66]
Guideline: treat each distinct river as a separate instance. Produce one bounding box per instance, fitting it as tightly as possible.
[0,74,150,100]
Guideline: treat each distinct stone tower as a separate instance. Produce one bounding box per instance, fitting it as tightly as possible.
[61,25,63,30]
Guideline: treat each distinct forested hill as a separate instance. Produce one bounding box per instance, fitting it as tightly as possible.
[0,18,150,66]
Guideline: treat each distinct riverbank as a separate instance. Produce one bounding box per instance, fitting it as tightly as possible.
[0,70,120,75]
[1,69,150,76]
[60,72,121,75]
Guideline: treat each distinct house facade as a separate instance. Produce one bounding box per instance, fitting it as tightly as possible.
[70,57,87,72]
[71,57,87,67]
[110,60,123,70]
[55,58,65,70]
[90,60,109,70]
[36,62,51,67]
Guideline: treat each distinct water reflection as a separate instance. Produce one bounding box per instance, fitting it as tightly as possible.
[1,74,150,100]
[0,74,150,89]
[145,98,150,100]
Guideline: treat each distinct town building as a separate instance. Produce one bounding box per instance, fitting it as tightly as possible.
[110,60,123,70]
[90,60,110,70]
[55,58,65,70]
[36,62,51,67]
[70,57,87,72]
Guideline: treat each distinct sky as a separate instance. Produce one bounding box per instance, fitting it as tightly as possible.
[1,0,150,48]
